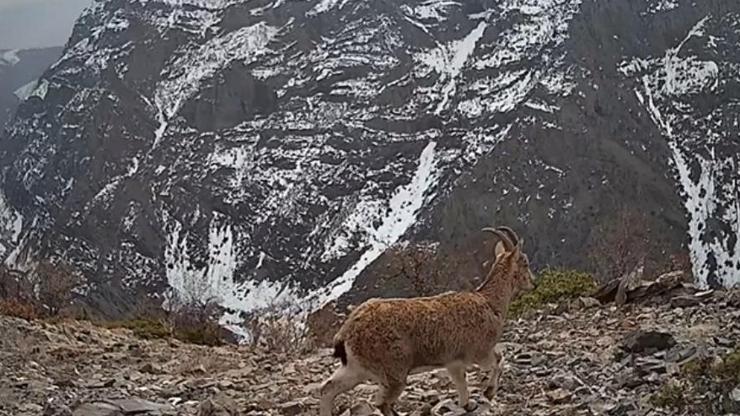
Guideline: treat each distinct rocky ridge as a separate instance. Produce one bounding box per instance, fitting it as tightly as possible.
[1,285,738,416]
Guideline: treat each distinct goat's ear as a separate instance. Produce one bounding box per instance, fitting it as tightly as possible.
[494,241,506,257]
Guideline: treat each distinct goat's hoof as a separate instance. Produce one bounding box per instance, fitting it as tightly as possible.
[483,386,496,400]
[378,405,400,416]
[463,401,478,412]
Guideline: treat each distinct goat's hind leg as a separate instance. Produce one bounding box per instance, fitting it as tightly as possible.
[374,376,407,416]
[479,349,503,400]
[319,365,365,416]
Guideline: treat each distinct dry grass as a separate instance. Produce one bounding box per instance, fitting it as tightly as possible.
[0,298,40,320]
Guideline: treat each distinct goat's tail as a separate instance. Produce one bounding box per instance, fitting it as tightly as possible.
[333,340,347,366]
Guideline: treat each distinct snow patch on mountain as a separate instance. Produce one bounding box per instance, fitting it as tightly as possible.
[410,0,459,22]
[416,21,487,114]
[645,0,679,14]
[628,16,740,288]
[307,0,351,17]
[0,50,20,66]
[458,0,581,116]
[131,0,236,35]
[87,157,140,211]
[0,193,23,256]
[156,22,278,118]
[209,146,254,191]
[164,210,241,304]
[8,83,57,136]
[13,80,39,101]
[458,69,537,117]
[308,140,440,309]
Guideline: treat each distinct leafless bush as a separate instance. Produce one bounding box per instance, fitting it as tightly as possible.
[380,241,477,296]
[244,301,311,353]
[305,300,345,347]
[0,265,39,319]
[130,293,168,321]
[166,297,226,346]
[0,298,39,320]
[588,207,681,283]
[0,265,32,301]
[34,260,81,317]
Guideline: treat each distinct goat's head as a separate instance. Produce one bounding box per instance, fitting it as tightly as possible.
[482,226,535,296]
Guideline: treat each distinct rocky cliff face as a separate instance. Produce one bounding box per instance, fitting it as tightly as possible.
[0,0,738,321]
[0,47,63,128]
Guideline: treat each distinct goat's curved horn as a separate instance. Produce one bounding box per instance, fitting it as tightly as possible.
[482,227,514,252]
[496,226,519,246]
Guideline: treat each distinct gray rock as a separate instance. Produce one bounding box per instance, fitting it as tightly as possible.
[670,295,702,308]
[44,402,73,416]
[197,394,239,416]
[140,363,165,375]
[577,297,602,309]
[620,331,676,353]
[713,336,735,348]
[346,402,377,416]
[106,398,172,414]
[513,352,547,367]
[635,356,667,375]
[665,347,697,363]
[72,403,120,416]
[278,400,307,416]
[431,399,466,415]
[731,387,740,402]
[545,388,571,404]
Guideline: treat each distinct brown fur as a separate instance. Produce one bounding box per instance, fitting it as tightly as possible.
[319,227,535,416]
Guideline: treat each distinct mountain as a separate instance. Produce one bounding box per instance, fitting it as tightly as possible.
[0,47,64,128]
[0,0,738,323]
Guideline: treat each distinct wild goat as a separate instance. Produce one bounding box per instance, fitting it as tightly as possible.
[319,226,535,416]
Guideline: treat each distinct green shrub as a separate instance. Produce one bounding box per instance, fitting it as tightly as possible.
[680,349,740,386]
[681,356,713,378]
[509,269,597,317]
[671,349,740,413]
[105,319,170,339]
[649,381,688,409]
[173,326,224,347]
[712,348,740,385]
[103,317,225,346]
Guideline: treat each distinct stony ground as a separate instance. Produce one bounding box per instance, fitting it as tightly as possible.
[1,289,739,416]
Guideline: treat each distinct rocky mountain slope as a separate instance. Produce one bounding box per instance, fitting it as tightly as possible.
[0,47,63,128]
[0,0,738,321]
[1,287,738,416]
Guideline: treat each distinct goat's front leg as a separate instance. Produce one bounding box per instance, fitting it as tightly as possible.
[446,362,473,410]
[479,350,503,400]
